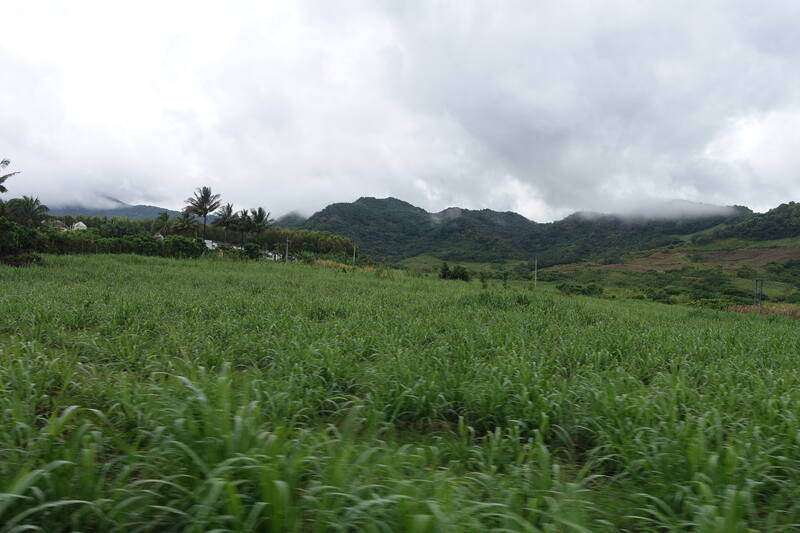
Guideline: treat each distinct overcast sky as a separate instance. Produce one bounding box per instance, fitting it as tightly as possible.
[3,1,800,221]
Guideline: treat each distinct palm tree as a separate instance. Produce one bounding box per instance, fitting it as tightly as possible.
[5,196,49,227]
[152,210,172,235]
[249,207,273,237]
[173,210,199,237]
[234,209,252,245]
[212,203,236,243]
[184,186,221,238]
[0,159,20,194]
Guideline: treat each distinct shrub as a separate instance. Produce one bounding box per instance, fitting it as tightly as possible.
[223,248,248,261]
[450,265,471,282]
[0,252,42,266]
[297,251,317,264]
[557,282,604,297]
[440,262,470,281]
[0,216,41,265]
[735,265,757,279]
[243,242,262,260]
[439,262,451,279]
[690,233,713,245]
[161,235,206,258]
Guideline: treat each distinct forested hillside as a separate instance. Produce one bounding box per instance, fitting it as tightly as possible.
[713,201,800,241]
[302,197,753,265]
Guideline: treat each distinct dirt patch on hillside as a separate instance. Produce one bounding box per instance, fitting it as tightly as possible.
[555,247,800,272]
[726,304,800,320]
[702,248,800,265]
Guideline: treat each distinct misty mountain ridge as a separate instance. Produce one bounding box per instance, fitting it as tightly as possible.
[573,199,745,221]
[299,197,756,264]
[49,196,181,220]
[275,211,308,228]
[48,194,746,225]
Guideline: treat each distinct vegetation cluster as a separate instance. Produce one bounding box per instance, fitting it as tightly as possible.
[439,261,471,281]
[0,165,357,265]
[543,265,799,308]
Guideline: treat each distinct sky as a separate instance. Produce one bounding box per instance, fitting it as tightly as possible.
[2,0,800,222]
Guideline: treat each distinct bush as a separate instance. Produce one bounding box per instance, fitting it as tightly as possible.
[35,231,206,259]
[0,216,40,265]
[736,265,757,279]
[222,248,248,261]
[781,292,800,303]
[440,262,451,279]
[556,282,578,295]
[161,236,206,258]
[583,283,604,297]
[450,265,471,282]
[297,251,317,264]
[243,242,262,260]
[1,252,42,266]
[690,233,713,245]
[440,262,470,281]
[557,282,603,297]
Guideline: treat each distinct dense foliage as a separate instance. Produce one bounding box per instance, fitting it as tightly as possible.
[765,259,800,284]
[545,266,773,308]
[689,202,800,246]
[0,216,41,265]
[2,255,800,530]
[44,231,207,258]
[440,261,470,281]
[302,197,752,265]
[717,201,800,241]
[45,214,356,260]
[555,281,603,297]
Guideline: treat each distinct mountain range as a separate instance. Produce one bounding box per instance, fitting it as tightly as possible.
[293,197,758,265]
[49,195,800,267]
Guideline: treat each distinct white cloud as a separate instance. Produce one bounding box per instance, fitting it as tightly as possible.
[704,109,800,211]
[2,0,800,221]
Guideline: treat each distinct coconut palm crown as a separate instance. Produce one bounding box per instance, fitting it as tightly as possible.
[0,159,21,194]
[212,203,237,243]
[184,186,221,238]
[5,196,49,227]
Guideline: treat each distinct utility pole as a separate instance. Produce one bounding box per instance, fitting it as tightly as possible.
[284,236,289,263]
[754,279,764,306]
[352,243,356,265]
[534,256,538,290]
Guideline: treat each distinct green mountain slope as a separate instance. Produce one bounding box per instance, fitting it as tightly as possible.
[302,197,753,265]
[716,202,800,241]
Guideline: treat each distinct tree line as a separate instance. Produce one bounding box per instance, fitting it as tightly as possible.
[0,161,357,264]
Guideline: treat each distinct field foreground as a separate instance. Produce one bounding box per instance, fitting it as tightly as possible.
[1,255,800,531]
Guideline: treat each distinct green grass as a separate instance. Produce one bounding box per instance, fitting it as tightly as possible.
[2,255,800,531]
